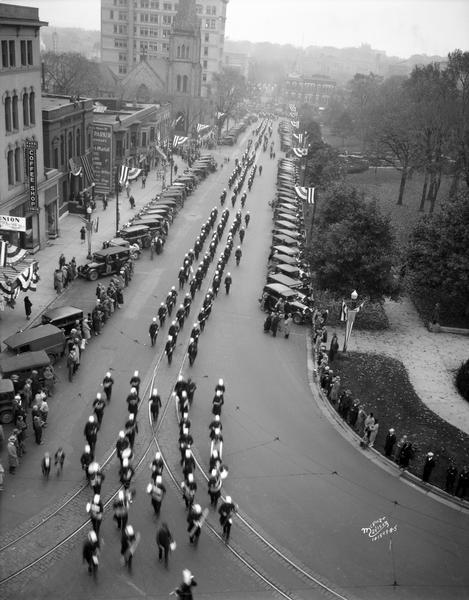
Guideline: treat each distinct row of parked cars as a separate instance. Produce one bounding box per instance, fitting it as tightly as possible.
[77,155,217,282]
[261,157,314,325]
[219,114,258,146]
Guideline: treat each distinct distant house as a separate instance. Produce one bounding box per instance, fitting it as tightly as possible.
[283,73,336,109]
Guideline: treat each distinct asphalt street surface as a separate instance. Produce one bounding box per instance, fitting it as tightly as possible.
[0,124,468,600]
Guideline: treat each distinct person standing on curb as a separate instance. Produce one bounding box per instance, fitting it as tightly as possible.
[24,296,32,320]
[422,452,436,483]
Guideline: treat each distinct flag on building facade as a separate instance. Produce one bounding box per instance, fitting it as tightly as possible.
[292,148,308,158]
[119,165,130,186]
[173,135,188,147]
[295,186,315,204]
[0,240,7,267]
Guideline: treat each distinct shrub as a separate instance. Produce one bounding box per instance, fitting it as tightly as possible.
[456,359,469,402]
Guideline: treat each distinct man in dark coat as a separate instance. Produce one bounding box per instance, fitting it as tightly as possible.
[156,522,174,567]
[384,428,397,458]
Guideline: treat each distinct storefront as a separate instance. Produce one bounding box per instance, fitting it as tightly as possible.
[7,203,40,250]
[44,184,59,239]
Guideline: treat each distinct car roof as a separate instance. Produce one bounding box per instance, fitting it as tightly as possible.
[93,246,130,257]
[0,378,14,393]
[275,263,300,273]
[121,225,150,233]
[0,350,51,372]
[273,245,300,255]
[272,254,297,265]
[4,324,63,347]
[268,273,302,287]
[42,306,83,320]
[275,220,297,229]
[264,283,298,297]
[273,228,301,238]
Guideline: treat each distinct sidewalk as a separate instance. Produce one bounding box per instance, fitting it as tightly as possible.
[347,296,469,434]
[0,156,185,344]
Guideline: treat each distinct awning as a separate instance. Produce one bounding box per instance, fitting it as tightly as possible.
[80,153,95,185]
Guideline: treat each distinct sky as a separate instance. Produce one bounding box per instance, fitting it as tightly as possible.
[3,0,468,58]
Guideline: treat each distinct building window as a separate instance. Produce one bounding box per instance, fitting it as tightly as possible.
[119,52,127,61]
[177,46,180,58]
[15,146,22,182]
[196,4,202,13]
[12,94,18,129]
[114,24,118,33]
[53,146,59,169]
[110,9,114,18]
[176,74,181,92]
[182,75,188,93]
[27,40,33,65]
[203,60,207,69]
[140,27,149,36]
[141,0,149,6]
[150,13,159,23]
[202,73,207,82]
[162,15,172,24]
[23,92,29,126]
[150,1,159,8]
[29,91,35,124]
[60,134,65,165]
[204,33,209,43]
[119,11,127,20]
[150,126,155,141]
[20,40,27,66]
[210,18,216,29]
[203,46,208,56]
[1,40,8,67]
[142,131,147,146]
[163,2,172,9]
[68,132,73,159]
[8,40,15,66]
[76,128,81,155]
[211,6,216,15]
[4,95,12,132]
[140,13,149,22]
[118,64,127,74]
[7,150,14,185]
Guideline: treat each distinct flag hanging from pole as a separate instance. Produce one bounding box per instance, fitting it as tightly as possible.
[173,135,188,147]
[339,300,348,322]
[119,165,129,186]
[295,186,315,204]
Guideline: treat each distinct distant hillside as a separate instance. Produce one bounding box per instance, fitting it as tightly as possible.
[40,27,100,60]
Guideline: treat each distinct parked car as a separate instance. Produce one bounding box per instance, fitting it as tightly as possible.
[41,305,84,335]
[0,350,51,389]
[272,233,302,247]
[78,247,132,281]
[3,324,67,362]
[260,283,312,324]
[267,272,305,290]
[118,224,152,248]
[0,378,15,424]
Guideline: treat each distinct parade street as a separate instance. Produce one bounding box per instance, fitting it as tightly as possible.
[1,126,468,600]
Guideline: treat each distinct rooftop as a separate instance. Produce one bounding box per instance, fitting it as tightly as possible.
[0,3,47,27]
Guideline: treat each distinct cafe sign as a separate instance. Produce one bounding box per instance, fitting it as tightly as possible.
[24,139,39,212]
[0,215,27,232]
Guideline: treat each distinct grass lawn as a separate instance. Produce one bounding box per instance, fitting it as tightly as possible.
[330,351,469,495]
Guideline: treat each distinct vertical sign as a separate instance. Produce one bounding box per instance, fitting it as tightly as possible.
[25,139,39,212]
[92,123,113,194]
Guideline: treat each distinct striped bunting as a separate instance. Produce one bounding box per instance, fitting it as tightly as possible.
[197,123,210,134]
[295,186,315,204]
[0,240,7,267]
[291,120,299,129]
[17,264,37,291]
[119,165,130,186]
[173,135,188,147]
[293,148,308,158]
[80,153,95,185]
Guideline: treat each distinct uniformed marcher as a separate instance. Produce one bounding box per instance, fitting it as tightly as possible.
[86,493,104,535]
[149,318,159,347]
[120,457,135,489]
[84,415,99,454]
[150,451,164,482]
[190,322,200,341]
[102,371,114,402]
[179,411,191,435]
[81,444,93,481]
[176,304,186,328]
[239,227,245,244]
[82,530,100,575]
[187,504,204,544]
[121,524,139,570]
[116,430,130,464]
[181,472,197,509]
[212,390,224,416]
[126,387,139,416]
[209,414,222,440]
[89,463,105,494]
[188,338,198,366]
[129,371,141,395]
[224,273,232,294]
[219,496,237,542]
[173,569,197,599]
[189,278,198,299]
[235,246,242,266]
[174,374,188,396]
[244,212,250,228]
[93,393,106,427]
[147,475,166,516]
[183,293,192,317]
[207,468,222,508]
[179,430,194,463]
[166,336,174,365]
[125,413,138,448]
[187,378,197,405]
[149,388,162,424]
[168,320,180,341]
[210,428,223,460]
[158,302,167,326]
[113,490,129,531]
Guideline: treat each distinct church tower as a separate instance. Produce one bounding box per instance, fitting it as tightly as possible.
[168,0,202,133]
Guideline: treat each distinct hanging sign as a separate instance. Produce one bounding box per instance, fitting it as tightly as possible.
[0,215,27,232]
[25,139,39,212]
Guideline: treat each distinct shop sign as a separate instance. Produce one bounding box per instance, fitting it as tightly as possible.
[92,123,113,193]
[0,215,27,232]
[24,139,39,212]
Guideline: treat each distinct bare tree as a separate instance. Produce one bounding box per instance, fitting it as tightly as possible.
[42,51,101,96]
[213,67,247,136]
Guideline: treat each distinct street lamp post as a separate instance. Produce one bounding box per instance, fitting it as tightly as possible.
[86,206,93,260]
[342,289,362,352]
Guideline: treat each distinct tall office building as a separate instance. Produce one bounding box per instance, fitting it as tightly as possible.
[101,0,228,97]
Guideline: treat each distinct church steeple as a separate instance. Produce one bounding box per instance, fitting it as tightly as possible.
[173,0,199,35]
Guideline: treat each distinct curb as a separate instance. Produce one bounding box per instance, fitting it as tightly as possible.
[305,333,469,515]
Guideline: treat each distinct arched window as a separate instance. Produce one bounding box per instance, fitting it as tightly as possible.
[12,94,19,129]
[177,74,181,92]
[29,91,35,124]
[60,134,65,165]
[185,45,189,59]
[182,75,188,93]
[15,146,22,182]
[7,149,14,185]
[23,92,29,127]
[76,128,81,156]
[4,95,12,132]
[53,146,59,169]
[68,131,73,159]
[181,44,185,58]
[177,45,180,58]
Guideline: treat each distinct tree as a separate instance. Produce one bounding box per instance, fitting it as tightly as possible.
[366,76,421,205]
[406,190,469,319]
[347,72,382,149]
[42,51,101,96]
[310,183,397,299]
[213,67,247,136]
[446,50,469,192]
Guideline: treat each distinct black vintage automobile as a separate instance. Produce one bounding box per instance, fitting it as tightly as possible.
[118,224,152,248]
[78,247,132,281]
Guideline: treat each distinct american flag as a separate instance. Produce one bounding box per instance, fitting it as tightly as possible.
[119,165,130,186]
[173,135,188,147]
[292,148,308,158]
[0,240,7,267]
[295,186,315,204]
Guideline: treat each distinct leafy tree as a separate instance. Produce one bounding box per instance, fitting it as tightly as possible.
[446,50,469,193]
[406,190,469,319]
[212,67,247,136]
[42,51,101,96]
[310,183,397,299]
[347,72,382,149]
[304,145,344,189]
